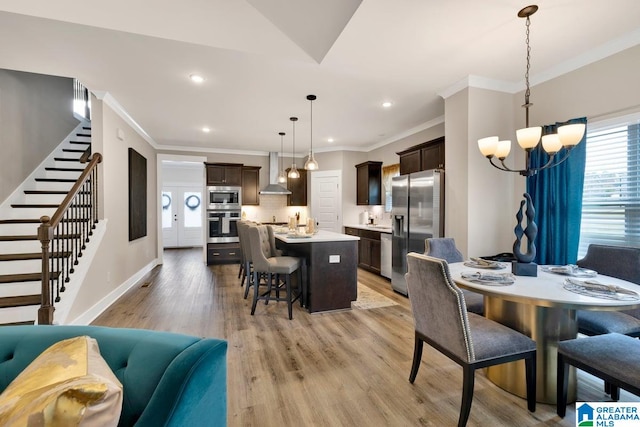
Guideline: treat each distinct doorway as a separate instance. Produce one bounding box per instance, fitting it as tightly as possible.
[162,186,203,247]
[310,170,342,233]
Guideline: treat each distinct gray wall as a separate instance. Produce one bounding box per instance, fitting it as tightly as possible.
[0,69,79,202]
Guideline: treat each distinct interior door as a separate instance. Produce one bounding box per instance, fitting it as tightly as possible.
[310,170,342,233]
[162,186,203,248]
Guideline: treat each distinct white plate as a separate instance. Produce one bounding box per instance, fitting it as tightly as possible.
[541,265,597,278]
[463,260,506,270]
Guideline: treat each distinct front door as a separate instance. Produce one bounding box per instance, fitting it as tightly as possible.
[310,170,342,233]
[162,186,203,248]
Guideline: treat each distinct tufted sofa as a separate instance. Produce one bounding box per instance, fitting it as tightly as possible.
[0,325,227,426]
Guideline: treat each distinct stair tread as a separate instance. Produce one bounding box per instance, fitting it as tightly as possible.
[11,203,59,208]
[0,294,41,308]
[69,141,91,145]
[0,252,71,261]
[0,234,80,241]
[76,133,91,137]
[62,149,86,153]
[0,271,60,283]
[35,178,78,182]
[44,167,84,172]
[54,157,82,162]
[0,219,40,224]
[0,320,36,326]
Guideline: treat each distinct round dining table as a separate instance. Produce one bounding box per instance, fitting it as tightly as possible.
[448,261,640,404]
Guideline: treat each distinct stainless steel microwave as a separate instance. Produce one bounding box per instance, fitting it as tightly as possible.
[207,186,241,210]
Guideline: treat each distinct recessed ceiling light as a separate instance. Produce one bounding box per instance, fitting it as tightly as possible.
[190,74,205,84]
[327,138,334,143]
[382,101,393,108]
[202,127,211,133]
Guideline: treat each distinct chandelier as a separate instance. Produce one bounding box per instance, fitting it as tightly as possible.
[477,5,585,178]
[477,5,586,277]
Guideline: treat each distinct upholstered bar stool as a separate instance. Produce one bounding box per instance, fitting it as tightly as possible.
[247,225,305,319]
[237,221,256,297]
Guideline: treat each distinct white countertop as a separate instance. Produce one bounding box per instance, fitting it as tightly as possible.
[449,262,640,311]
[344,224,392,234]
[275,229,359,243]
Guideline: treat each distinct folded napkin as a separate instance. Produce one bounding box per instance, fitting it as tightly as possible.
[563,278,640,300]
[463,258,505,269]
[461,271,515,285]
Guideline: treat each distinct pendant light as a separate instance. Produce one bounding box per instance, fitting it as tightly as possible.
[304,94,319,171]
[288,117,300,179]
[277,132,287,183]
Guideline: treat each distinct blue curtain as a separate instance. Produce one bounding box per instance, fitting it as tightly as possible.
[526,117,587,265]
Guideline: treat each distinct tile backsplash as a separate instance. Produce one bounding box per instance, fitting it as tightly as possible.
[242,195,309,224]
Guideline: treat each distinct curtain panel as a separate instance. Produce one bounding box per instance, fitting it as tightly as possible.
[526,117,587,265]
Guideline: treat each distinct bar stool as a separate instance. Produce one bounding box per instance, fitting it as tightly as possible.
[236,221,254,295]
[247,225,305,320]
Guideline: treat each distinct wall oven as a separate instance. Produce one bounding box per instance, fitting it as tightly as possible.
[207,186,241,210]
[208,210,241,243]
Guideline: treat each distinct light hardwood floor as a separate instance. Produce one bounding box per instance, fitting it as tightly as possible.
[92,248,637,426]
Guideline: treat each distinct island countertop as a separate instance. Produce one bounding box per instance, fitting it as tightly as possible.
[275,229,360,244]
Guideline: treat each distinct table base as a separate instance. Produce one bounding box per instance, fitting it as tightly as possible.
[484,298,577,404]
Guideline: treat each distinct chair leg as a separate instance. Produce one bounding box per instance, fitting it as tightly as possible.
[557,353,569,418]
[458,365,475,427]
[250,270,260,315]
[265,273,273,305]
[286,274,293,320]
[238,262,243,280]
[243,264,253,299]
[408,332,423,383]
[611,384,620,401]
[525,354,536,412]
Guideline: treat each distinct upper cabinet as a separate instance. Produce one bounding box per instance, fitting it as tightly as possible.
[286,168,307,206]
[356,161,382,205]
[241,166,261,206]
[206,163,242,186]
[397,137,445,175]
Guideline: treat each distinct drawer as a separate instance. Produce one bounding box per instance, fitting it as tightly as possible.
[207,243,241,264]
[359,229,381,241]
[344,227,359,236]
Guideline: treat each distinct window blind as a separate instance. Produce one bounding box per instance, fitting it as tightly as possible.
[579,113,640,257]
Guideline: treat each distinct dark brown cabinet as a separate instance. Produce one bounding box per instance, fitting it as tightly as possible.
[344,227,382,274]
[206,163,242,186]
[207,242,241,264]
[286,168,307,206]
[397,137,445,175]
[356,161,383,205]
[241,166,261,206]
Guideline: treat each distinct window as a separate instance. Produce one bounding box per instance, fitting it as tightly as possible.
[579,113,640,257]
[382,164,400,212]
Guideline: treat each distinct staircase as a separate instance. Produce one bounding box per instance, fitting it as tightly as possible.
[0,124,93,326]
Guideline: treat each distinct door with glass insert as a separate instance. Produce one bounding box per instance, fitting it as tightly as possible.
[162,186,203,247]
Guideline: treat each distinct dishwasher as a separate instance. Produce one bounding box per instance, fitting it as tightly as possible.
[380,232,392,279]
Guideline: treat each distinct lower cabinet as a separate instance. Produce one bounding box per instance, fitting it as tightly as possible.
[207,243,241,265]
[345,227,382,274]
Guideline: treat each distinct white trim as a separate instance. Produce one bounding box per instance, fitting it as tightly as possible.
[67,256,159,325]
[372,116,445,149]
[93,90,159,149]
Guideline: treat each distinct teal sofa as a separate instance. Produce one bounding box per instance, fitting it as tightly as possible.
[0,325,227,426]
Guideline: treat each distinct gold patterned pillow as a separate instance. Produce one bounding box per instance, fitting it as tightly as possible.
[0,335,123,426]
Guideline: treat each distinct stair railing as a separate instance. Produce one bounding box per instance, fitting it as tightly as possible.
[37,151,102,324]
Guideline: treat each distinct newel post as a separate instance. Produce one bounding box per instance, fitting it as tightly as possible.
[38,215,54,325]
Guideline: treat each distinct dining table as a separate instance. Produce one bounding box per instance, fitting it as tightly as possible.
[448,261,640,404]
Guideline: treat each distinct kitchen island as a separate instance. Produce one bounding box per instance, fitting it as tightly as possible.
[275,230,359,313]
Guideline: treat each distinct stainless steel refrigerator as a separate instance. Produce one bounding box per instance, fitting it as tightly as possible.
[391,169,444,295]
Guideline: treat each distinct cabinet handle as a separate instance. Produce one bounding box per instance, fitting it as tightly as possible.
[213,252,220,256]
[229,252,236,255]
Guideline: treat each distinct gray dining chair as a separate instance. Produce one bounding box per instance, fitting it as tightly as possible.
[424,237,484,315]
[575,244,640,338]
[406,253,536,427]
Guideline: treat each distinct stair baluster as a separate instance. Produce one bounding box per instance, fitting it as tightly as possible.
[38,152,102,324]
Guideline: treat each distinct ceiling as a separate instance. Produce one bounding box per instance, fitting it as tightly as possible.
[1,0,639,155]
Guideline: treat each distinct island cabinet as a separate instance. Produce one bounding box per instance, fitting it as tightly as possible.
[207,242,241,264]
[286,168,307,206]
[241,166,261,206]
[355,161,382,205]
[344,227,381,274]
[206,163,242,186]
[397,136,445,175]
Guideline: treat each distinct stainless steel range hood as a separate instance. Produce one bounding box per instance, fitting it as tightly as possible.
[259,152,291,195]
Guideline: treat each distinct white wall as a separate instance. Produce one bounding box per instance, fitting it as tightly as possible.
[66,97,158,323]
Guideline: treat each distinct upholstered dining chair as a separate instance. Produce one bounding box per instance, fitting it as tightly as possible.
[247,225,305,319]
[406,253,536,427]
[424,237,484,315]
[575,244,640,338]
